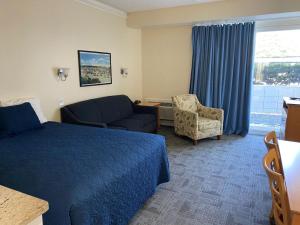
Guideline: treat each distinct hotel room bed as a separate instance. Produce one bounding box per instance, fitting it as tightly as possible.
[0,122,170,225]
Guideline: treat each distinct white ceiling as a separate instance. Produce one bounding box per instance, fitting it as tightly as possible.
[96,0,222,13]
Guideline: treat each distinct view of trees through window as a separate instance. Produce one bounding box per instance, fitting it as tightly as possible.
[255,63,300,86]
[250,30,300,133]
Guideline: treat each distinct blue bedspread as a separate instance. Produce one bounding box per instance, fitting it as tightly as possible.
[0,122,170,225]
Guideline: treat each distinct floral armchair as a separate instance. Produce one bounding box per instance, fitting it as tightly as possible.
[172,94,224,145]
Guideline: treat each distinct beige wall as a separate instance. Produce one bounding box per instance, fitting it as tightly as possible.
[0,0,142,121]
[2,0,300,121]
[142,26,192,100]
[139,0,300,101]
[128,0,300,28]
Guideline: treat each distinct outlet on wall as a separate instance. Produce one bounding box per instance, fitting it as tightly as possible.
[58,98,65,108]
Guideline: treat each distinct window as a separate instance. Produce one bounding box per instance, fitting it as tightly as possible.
[250,30,300,133]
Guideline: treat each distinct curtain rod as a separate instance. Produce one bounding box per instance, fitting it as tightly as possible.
[193,12,300,27]
[193,19,255,27]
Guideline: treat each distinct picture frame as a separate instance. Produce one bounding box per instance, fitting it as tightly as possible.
[78,50,112,87]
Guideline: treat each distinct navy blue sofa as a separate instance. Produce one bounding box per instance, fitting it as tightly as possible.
[61,95,158,133]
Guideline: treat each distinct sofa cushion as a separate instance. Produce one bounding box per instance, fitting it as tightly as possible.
[93,95,133,123]
[109,113,156,132]
[61,95,158,133]
[67,100,100,123]
[197,117,221,130]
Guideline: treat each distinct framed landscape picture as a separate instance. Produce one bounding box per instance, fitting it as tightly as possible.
[78,50,112,87]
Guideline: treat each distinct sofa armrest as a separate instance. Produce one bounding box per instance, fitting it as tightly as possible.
[133,104,158,117]
[60,107,107,128]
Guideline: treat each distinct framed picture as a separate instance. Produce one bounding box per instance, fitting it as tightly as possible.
[78,50,112,87]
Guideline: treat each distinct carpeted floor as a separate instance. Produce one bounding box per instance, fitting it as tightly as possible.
[129,127,271,225]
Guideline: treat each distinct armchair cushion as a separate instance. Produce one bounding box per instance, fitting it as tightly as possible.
[172,94,198,112]
[197,117,221,130]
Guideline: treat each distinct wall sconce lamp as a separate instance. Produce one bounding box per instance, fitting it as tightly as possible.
[120,68,128,77]
[57,68,70,81]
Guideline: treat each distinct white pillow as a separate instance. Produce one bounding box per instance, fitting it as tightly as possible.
[0,97,48,123]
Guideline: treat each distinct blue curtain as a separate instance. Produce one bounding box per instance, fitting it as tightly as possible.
[190,22,255,136]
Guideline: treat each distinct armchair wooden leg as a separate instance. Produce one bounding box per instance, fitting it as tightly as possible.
[217,135,221,140]
[193,140,198,145]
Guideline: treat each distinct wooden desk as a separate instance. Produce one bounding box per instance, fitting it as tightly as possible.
[0,185,49,225]
[278,140,300,215]
[282,97,300,142]
[138,102,161,129]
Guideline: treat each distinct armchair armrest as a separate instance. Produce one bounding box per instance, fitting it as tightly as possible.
[173,108,198,137]
[60,107,107,128]
[197,104,224,121]
[174,108,198,122]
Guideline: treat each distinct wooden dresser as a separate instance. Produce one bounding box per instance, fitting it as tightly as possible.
[281,97,300,142]
[0,185,49,225]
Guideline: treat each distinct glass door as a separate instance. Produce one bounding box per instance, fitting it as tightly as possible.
[250,30,300,134]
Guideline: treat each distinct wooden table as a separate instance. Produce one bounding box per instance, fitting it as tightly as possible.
[0,185,49,225]
[282,97,300,142]
[138,102,161,129]
[278,140,300,215]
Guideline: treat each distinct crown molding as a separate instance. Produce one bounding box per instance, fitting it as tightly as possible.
[76,0,127,18]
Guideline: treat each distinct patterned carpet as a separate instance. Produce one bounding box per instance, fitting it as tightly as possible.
[129,127,271,225]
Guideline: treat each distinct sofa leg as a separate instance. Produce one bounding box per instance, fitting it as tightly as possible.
[193,140,198,145]
[217,135,221,140]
